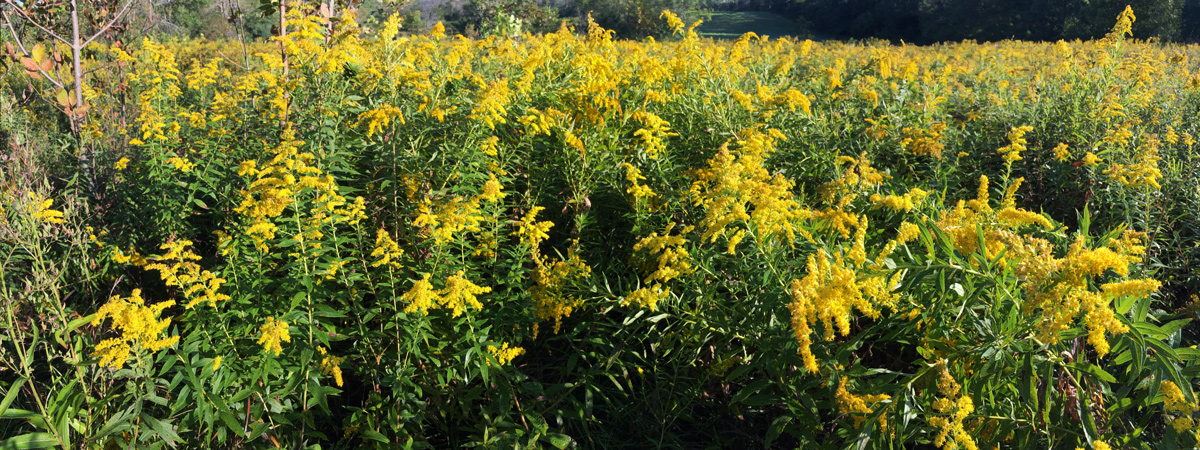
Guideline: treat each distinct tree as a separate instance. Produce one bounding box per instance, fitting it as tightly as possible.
[2,0,137,194]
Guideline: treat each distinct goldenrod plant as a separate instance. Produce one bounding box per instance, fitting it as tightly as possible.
[3,4,1200,449]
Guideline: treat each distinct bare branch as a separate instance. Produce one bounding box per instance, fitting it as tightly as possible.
[83,63,112,76]
[1,9,66,89]
[2,0,71,45]
[81,0,135,47]
[217,49,249,71]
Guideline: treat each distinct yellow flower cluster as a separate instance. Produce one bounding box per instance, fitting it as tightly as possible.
[1017,230,1153,356]
[1161,380,1200,434]
[1105,136,1163,190]
[370,228,404,269]
[935,176,1052,270]
[1052,143,1071,162]
[413,175,505,245]
[143,240,230,309]
[901,123,947,159]
[659,10,685,36]
[1102,5,1136,48]
[27,191,65,224]
[257,317,291,356]
[91,289,180,369]
[621,162,657,204]
[514,206,554,263]
[928,362,978,450]
[400,271,491,317]
[358,105,405,137]
[318,347,344,387]
[479,173,507,203]
[529,245,591,336]
[413,196,485,245]
[123,38,183,144]
[623,221,698,311]
[486,342,526,367]
[788,220,900,374]
[470,79,512,130]
[235,126,364,251]
[628,222,695,311]
[164,156,196,172]
[870,188,929,212]
[630,111,678,159]
[689,130,808,252]
[835,378,890,429]
[997,125,1034,165]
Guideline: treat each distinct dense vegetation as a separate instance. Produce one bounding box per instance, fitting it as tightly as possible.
[741,0,1200,43]
[3,4,1200,449]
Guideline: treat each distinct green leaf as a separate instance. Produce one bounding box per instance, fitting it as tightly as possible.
[1,409,48,429]
[1065,362,1116,384]
[218,411,242,435]
[54,314,95,348]
[539,433,572,449]
[1159,319,1191,337]
[0,432,58,449]
[732,378,771,404]
[0,378,26,419]
[141,414,182,446]
[360,430,389,443]
[765,415,791,445]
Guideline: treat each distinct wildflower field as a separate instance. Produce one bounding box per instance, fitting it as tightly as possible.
[4,5,1200,449]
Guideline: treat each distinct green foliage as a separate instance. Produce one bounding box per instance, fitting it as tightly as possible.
[4,5,1200,450]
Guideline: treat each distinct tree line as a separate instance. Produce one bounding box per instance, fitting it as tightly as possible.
[727,0,1200,43]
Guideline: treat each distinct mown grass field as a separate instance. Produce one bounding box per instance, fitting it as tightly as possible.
[2,6,1200,449]
[696,11,808,39]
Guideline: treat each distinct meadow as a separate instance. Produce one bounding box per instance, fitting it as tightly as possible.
[2,5,1200,449]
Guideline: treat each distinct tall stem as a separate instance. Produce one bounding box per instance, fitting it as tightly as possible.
[70,0,93,196]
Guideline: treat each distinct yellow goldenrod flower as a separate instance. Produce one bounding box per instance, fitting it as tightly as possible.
[486,342,525,366]
[357,105,405,138]
[414,196,486,245]
[28,192,65,224]
[621,162,656,202]
[660,10,685,36]
[477,173,507,203]
[630,111,678,159]
[318,347,344,387]
[901,123,947,159]
[402,273,439,315]
[370,229,404,268]
[257,317,291,356]
[514,206,554,262]
[835,378,890,429]
[437,271,491,317]
[530,246,591,334]
[164,156,195,172]
[997,125,1034,164]
[91,289,180,369]
[927,362,977,450]
[623,285,670,311]
[1052,143,1070,162]
[870,188,929,212]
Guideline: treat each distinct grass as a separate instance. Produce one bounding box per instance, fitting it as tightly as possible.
[696,11,808,39]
